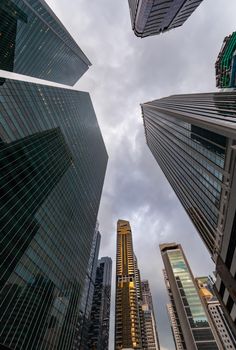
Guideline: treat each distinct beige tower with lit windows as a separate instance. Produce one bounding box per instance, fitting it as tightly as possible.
[115,220,142,350]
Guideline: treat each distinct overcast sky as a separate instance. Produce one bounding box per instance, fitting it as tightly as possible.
[45,1,236,349]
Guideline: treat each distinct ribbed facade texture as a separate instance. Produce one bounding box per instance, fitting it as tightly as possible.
[128,0,203,38]
[134,255,147,349]
[87,257,112,350]
[142,91,236,335]
[73,226,101,350]
[196,277,236,350]
[215,32,236,89]
[0,0,91,85]
[160,243,219,350]
[166,302,184,350]
[115,220,142,350]
[0,79,108,350]
[141,280,160,350]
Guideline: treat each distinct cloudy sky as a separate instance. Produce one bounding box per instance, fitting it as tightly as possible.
[45,1,236,349]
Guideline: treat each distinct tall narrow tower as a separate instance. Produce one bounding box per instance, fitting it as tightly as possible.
[88,257,112,350]
[141,280,160,350]
[115,220,142,349]
[160,243,219,350]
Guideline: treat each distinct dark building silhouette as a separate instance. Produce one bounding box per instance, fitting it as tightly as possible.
[0,79,108,350]
[88,257,112,350]
[0,0,91,85]
[73,226,101,350]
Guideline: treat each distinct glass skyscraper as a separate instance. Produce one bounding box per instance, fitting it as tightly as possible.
[160,243,219,350]
[142,92,236,335]
[87,257,112,350]
[0,0,91,85]
[0,78,108,350]
[128,0,203,38]
[73,225,101,350]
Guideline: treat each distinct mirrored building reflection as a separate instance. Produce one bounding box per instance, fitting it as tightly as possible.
[0,275,55,349]
[0,128,72,289]
[0,0,91,85]
[0,79,108,350]
[160,243,219,349]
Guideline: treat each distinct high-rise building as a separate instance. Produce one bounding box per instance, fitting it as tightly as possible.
[115,220,142,350]
[160,243,219,350]
[196,276,236,349]
[142,91,236,334]
[166,302,184,350]
[87,257,112,350]
[133,255,146,349]
[141,280,160,350]
[215,32,236,89]
[0,78,108,350]
[0,0,91,85]
[128,0,203,38]
[73,225,101,350]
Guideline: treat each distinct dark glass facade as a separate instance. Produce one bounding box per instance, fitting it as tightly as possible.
[142,92,236,255]
[87,257,112,350]
[161,243,219,349]
[0,0,91,85]
[73,227,101,350]
[0,79,108,350]
[142,92,236,335]
[128,0,203,38]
